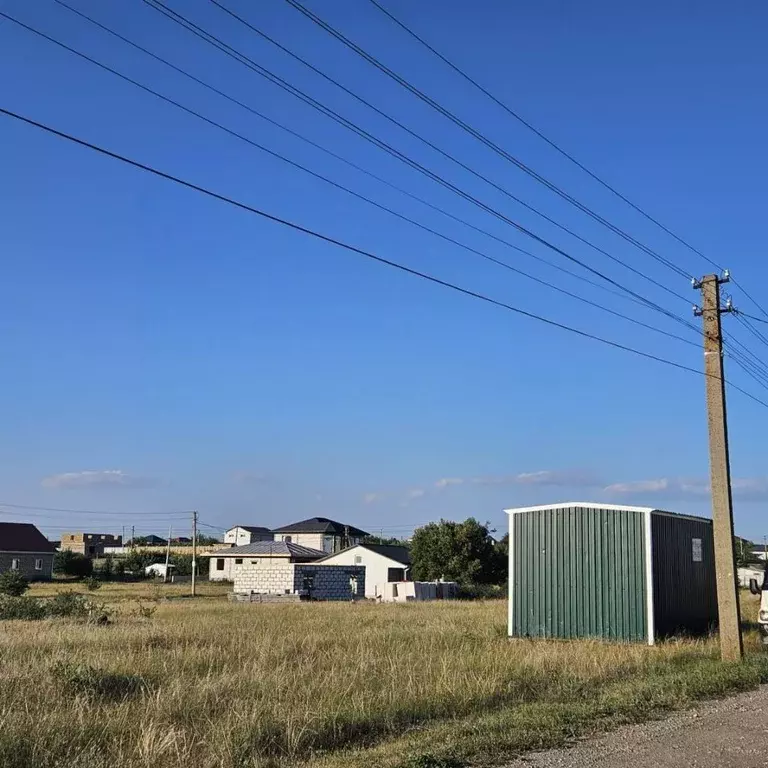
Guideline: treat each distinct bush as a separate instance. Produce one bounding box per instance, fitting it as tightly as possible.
[84,576,101,592]
[0,595,47,620]
[53,550,93,578]
[0,570,29,597]
[47,591,111,624]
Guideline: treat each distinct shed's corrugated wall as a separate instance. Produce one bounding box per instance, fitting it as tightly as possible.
[650,513,718,636]
[510,506,647,641]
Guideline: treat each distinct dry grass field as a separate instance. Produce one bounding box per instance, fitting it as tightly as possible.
[0,583,764,768]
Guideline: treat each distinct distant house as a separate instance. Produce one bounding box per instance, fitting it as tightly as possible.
[0,522,56,580]
[317,544,411,598]
[224,526,273,547]
[171,536,191,545]
[61,532,122,557]
[271,517,369,554]
[208,540,324,582]
[141,535,168,547]
[208,541,364,599]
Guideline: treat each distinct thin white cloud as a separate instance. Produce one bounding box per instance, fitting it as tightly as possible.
[406,488,426,500]
[41,470,158,490]
[434,478,464,489]
[232,471,270,486]
[604,476,768,501]
[435,470,598,489]
[363,492,381,505]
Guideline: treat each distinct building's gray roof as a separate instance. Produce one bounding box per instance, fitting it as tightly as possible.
[231,525,272,535]
[0,523,57,553]
[271,516,369,537]
[208,541,326,559]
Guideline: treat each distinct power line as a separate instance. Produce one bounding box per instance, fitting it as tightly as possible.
[281,0,692,281]
[738,311,768,326]
[47,0,651,314]
[0,500,189,517]
[2,11,697,350]
[142,2,768,385]
[140,1,696,324]
[364,0,720,272]
[365,0,768,326]
[207,0,690,306]
[735,313,768,351]
[3,104,768,412]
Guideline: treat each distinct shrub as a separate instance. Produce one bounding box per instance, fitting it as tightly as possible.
[52,662,151,701]
[84,576,101,592]
[0,570,29,597]
[53,550,93,578]
[47,591,112,624]
[0,595,47,620]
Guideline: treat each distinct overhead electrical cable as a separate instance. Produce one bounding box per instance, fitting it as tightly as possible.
[2,105,768,412]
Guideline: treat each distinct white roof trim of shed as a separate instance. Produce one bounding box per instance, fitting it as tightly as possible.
[504,502,712,524]
[505,502,655,515]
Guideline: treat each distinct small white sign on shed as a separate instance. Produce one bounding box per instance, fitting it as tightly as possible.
[692,538,703,563]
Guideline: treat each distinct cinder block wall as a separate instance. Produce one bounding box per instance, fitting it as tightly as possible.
[293,565,366,600]
[233,562,294,594]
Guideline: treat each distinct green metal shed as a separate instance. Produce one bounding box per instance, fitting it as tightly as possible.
[507,503,718,645]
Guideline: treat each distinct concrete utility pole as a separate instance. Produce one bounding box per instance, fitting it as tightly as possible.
[191,511,198,597]
[164,525,172,584]
[694,272,743,662]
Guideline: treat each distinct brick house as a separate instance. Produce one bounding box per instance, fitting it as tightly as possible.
[60,532,122,557]
[208,540,324,583]
[207,541,365,598]
[0,522,56,580]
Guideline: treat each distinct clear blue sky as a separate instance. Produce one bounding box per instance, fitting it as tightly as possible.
[1,0,767,542]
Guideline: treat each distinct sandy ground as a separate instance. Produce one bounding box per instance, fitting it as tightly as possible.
[505,685,768,768]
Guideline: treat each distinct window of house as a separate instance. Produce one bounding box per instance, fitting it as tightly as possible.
[216,559,225,571]
[284,535,292,543]
[10,559,19,570]
[235,558,243,565]
[392,583,398,598]
[250,560,258,565]
[354,555,363,564]
[88,546,95,555]
[34,559,43,571]
[100,535,106,540]
[387,568,405,582]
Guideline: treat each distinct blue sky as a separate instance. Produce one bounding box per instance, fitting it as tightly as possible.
[1,0,767,542]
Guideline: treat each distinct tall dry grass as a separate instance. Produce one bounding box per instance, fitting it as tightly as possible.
[0,586,764,768]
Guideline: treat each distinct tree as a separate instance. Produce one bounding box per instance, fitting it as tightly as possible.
[0,570,29,597]
[53,550,93,578]
[196,535,220,546]
[410,518,500,585]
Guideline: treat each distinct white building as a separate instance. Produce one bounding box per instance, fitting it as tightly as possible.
[271,517,369,554]
[317,543,410,598]
[207,540,325,582]
[224,525,273,547]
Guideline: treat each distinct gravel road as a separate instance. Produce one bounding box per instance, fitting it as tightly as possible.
[505,685,768,768]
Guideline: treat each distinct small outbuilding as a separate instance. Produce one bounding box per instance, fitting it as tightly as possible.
[316,543,411,598]
[506,502,718,644]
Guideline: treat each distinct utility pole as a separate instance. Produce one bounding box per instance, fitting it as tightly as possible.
[131,525,135,549]
[164,525,172,584]
[191,511,198,597]
[694,271,743,662]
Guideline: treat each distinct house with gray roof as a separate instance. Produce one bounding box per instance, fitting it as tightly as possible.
[207,540,364,599]
[224,525,274,548]
[271,517,369,554]
[207,540,325,582]
[318,543,411,598]
[0,522,56,580]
